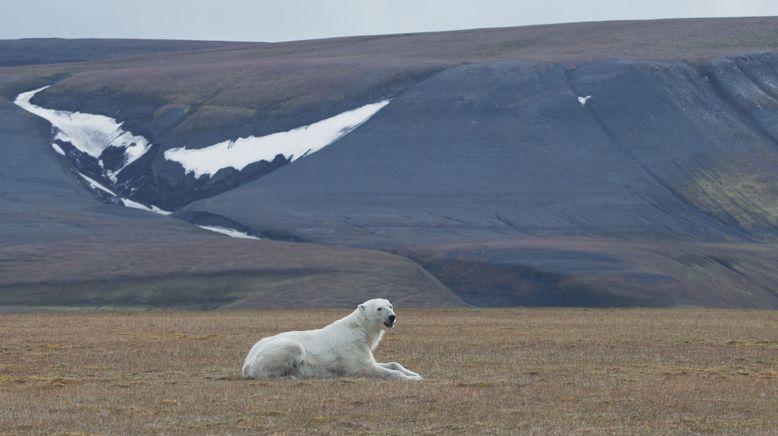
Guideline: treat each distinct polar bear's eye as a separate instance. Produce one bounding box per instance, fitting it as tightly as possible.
[377,308,382,311]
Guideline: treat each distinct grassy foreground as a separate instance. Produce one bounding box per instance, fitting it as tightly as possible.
[0,309,776,434]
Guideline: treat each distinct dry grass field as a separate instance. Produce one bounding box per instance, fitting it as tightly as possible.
[0,309,776,435]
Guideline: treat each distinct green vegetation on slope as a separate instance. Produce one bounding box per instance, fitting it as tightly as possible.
[682,147,778,232]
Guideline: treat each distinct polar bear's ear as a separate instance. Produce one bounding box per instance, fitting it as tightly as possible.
[359,304,365,312]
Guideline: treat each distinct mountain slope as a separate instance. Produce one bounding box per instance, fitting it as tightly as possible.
[7,17,778,211]
[0,98,462,309]
[181,57,778,243]
[178,56,778,308]
[3,17,778,308]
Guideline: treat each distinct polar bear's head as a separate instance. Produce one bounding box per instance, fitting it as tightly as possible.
[358,298,397,329]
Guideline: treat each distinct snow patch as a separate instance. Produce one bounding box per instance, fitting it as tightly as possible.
[198,225,260,240]
[15,86,383,219]
[15,86,151,178]
[164,100,390,178]
[78,173,116,196]
[78,173,171,215]
[17,86,172,216]
[121,198,172,216]
[578,95,592,105]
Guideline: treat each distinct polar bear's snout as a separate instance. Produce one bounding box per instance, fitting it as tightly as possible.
[384,314,396,328]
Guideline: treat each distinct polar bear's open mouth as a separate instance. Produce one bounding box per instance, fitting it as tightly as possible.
[384,320,395,328]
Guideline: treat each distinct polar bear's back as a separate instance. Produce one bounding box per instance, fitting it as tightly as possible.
[242,308,381,379]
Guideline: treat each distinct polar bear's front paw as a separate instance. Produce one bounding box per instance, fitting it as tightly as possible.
[407,374,423,382]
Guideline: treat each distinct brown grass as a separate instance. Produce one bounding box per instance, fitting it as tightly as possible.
[0,309,776,434]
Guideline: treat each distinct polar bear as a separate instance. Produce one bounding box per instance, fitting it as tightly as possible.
[242,298,422,381]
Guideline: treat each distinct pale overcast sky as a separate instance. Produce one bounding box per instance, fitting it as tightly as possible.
[3,0,778,42]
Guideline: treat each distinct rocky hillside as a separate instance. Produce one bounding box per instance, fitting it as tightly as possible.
[0,96,461,309]
[2,17,778,308]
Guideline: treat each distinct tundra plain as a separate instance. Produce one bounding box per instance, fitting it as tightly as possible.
[1,309,775,434]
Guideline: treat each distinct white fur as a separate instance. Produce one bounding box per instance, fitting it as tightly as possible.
[242,299,422,381]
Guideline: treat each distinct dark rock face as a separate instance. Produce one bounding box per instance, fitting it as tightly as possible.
[21,91,296,210]
[145,153,291,210]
